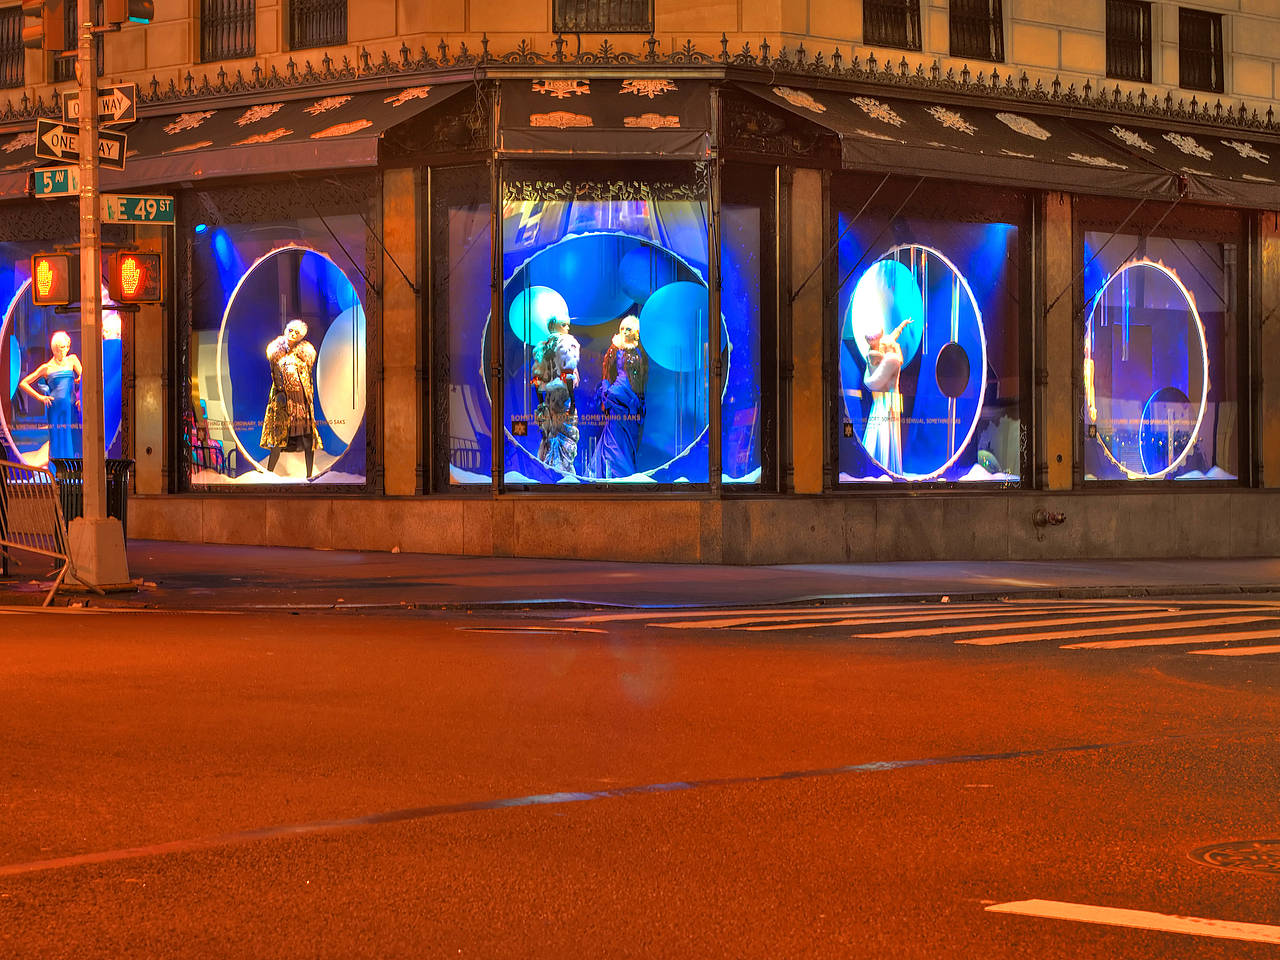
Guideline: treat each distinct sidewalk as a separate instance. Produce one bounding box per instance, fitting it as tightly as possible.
[5,540,1280,610]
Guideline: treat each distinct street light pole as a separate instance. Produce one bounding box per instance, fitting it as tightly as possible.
[67,0,130,588]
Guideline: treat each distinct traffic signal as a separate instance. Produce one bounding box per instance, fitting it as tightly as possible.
[30,252,79,306]
[109,250,163,303]
[103,0,153,24]
[22,0,67,52]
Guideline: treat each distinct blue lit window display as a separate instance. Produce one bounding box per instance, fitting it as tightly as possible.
[837,218,1022,483]
[188,218,367,486]
[0,243,124,467]
[456,193,759,487]
[1082,232,1237,481]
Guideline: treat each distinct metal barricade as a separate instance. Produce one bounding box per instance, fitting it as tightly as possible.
[0,459,74,606]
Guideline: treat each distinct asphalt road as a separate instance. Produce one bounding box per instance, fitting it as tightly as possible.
[0,597,1277,958]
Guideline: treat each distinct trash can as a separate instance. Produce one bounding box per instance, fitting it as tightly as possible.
[49,458,134,539]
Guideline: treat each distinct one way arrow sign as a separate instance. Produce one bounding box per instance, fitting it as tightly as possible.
[34,118,127,169]
[63,83,138,125]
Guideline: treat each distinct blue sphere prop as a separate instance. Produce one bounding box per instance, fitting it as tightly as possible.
[845,258,925,366]
[618,244,678,304]
[507,285,569,345]
[639,281,709,372]
[524,234,634,322]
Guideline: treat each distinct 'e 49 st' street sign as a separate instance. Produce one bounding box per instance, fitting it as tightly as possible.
[34,119,127,169]
[101,194,174,225]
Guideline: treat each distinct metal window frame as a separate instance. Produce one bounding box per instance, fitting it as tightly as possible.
[1178,6,1224,94]
[200,0,256,63]
[1106,0,1153,84]
[863,0,923,52]
[0,6,23,90]
[288,0,347,52]
[949,0,1005,63]
[551,0,654,34]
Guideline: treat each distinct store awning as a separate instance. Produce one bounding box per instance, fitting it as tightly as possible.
[498,77,709,158]
[0,82,470,200]
[738,82,1179,200]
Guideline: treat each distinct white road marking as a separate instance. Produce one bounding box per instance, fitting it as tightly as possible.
[1063,626,1280,649]
[953,614,1271,646]
[1189,643,1280,656]
[657,604,1173,632]
[986,899,1280,944]
[564,603,954,624]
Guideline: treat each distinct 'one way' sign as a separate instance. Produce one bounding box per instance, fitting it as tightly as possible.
[34,119,127,170]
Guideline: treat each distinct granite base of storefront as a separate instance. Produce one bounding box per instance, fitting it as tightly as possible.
[128,492,1279,564]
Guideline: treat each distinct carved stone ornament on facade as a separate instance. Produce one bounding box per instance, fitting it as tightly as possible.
[1221,140,1269,163]
[529,111,594,128]
[532,79,590,98]
[622,113,680,129]
[1110,125,1154,152]
[1068,152,1126,169]
[311,119,374,138]
[163,111,216,135]
[384,86,433,107]
[2,131,36,153]
[304,95,352,116]
[233,127,292,145]
[851,96,905,127]
[235,103,284,126]
[772,86,826,113]
[1164,132,1213,160]
[995,113,1051,141]
[926,105,976,135]
[163,140,214,154]
[620,79,677,98]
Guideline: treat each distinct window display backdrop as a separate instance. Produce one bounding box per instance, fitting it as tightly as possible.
[188,217,368,486]
[836,214,1022,483]
[1082,231,1238,481]
[486,192,758,485]
[0,242,124,468]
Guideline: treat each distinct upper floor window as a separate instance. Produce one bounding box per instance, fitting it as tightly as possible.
[1179,7,1223,93]
[290,0,345,50]
[552,0,652,33]
[1106,0,1152,83]
[53,0,104,84]
[950,0,1004,62]
[201,0,255,62]
[865,0,922,51]
[0,5,23,89]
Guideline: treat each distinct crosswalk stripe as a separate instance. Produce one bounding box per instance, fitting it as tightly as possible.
[654,603,1174,632]
[857,609,1264,641]
[1189,642,1280,656]
[953,614,1273,646]
[1063,627,1280,649]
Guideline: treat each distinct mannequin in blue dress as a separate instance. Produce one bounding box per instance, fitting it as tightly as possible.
[18,331,83,461]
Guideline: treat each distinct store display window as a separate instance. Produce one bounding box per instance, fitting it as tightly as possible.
[1081,230,1239,481]
[835,189,1024,484]
[186,216,368,486]
[0,243,124,467]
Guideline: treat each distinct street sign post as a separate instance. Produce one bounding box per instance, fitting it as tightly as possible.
[101,194,174,225]
[31,164,80,197]
[62,83,137,125]
[35,118,126,168]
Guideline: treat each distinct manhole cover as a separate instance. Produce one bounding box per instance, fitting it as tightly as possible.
[1189,840,1280,877]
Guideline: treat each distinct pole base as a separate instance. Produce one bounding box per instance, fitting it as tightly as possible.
[67,517,132,590]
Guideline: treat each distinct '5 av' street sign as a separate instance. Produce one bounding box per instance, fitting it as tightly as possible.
[62,83,137,125]
[34,119,127,169]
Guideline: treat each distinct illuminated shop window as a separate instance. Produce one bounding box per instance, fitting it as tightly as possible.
[187,218,367,487]
[0,243,124,467]
[1082,232,1238,481]
[836,213,1023,484]
[488,187,759,488]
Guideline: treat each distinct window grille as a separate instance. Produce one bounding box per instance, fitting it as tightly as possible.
[949,0,1004,62]
[552,0,652,34]
[0,6,22,90]
[1106,0,1152,83]
[1179,7,1223,93]
[53,0,105,84]
[201,0,255,62]
[290,0,345,50]
[864,0,922,51]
